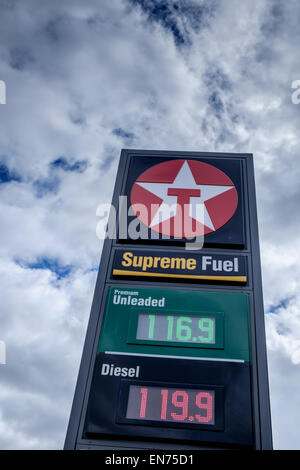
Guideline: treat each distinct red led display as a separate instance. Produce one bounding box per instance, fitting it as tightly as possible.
[126,385,215,425]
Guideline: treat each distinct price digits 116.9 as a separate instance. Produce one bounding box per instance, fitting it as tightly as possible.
[136,314,215,344]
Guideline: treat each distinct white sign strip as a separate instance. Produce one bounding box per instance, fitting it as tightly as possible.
[105,351,245,364]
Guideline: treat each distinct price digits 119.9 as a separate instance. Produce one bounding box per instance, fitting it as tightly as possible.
[126,385,215,425]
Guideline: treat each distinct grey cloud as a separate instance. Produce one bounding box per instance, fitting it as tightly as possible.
[9,48,35,71]
[50,157,88,173]
[128,0,218,46]
[33,175,60,198]
[0,162,22,184]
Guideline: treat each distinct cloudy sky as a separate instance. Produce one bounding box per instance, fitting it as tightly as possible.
[0,0,300,450]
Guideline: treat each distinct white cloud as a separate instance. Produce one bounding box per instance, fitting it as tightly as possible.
[0,258,97,449]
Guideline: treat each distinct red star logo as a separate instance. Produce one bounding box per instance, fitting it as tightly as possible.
[130,159,238,238]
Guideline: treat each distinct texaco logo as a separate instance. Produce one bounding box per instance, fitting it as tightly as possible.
[130,159,238,239]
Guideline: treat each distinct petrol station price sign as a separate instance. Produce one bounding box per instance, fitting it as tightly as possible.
[81,285,252,445]
[64,150,272,451]
[98,286,250,361]
[84,353,252,446]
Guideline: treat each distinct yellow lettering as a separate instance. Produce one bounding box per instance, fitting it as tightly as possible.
[121,253,197,273]
[122,251,133,267]
[170,258,186,270]
[132,256,143,267]
[186,258,196,270]
[142,256,153,271]
[160,257,170,269]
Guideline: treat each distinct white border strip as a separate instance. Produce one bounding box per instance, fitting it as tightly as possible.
[105,351,245,363]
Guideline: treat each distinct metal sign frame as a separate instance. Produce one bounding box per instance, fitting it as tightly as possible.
[64,149,272,450]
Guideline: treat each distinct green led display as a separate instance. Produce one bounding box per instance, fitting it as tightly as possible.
[136,313,215,344]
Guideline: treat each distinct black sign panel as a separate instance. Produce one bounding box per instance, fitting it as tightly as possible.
[64,150,272,451]
[84,353,253,447]
[112,248,247,285]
